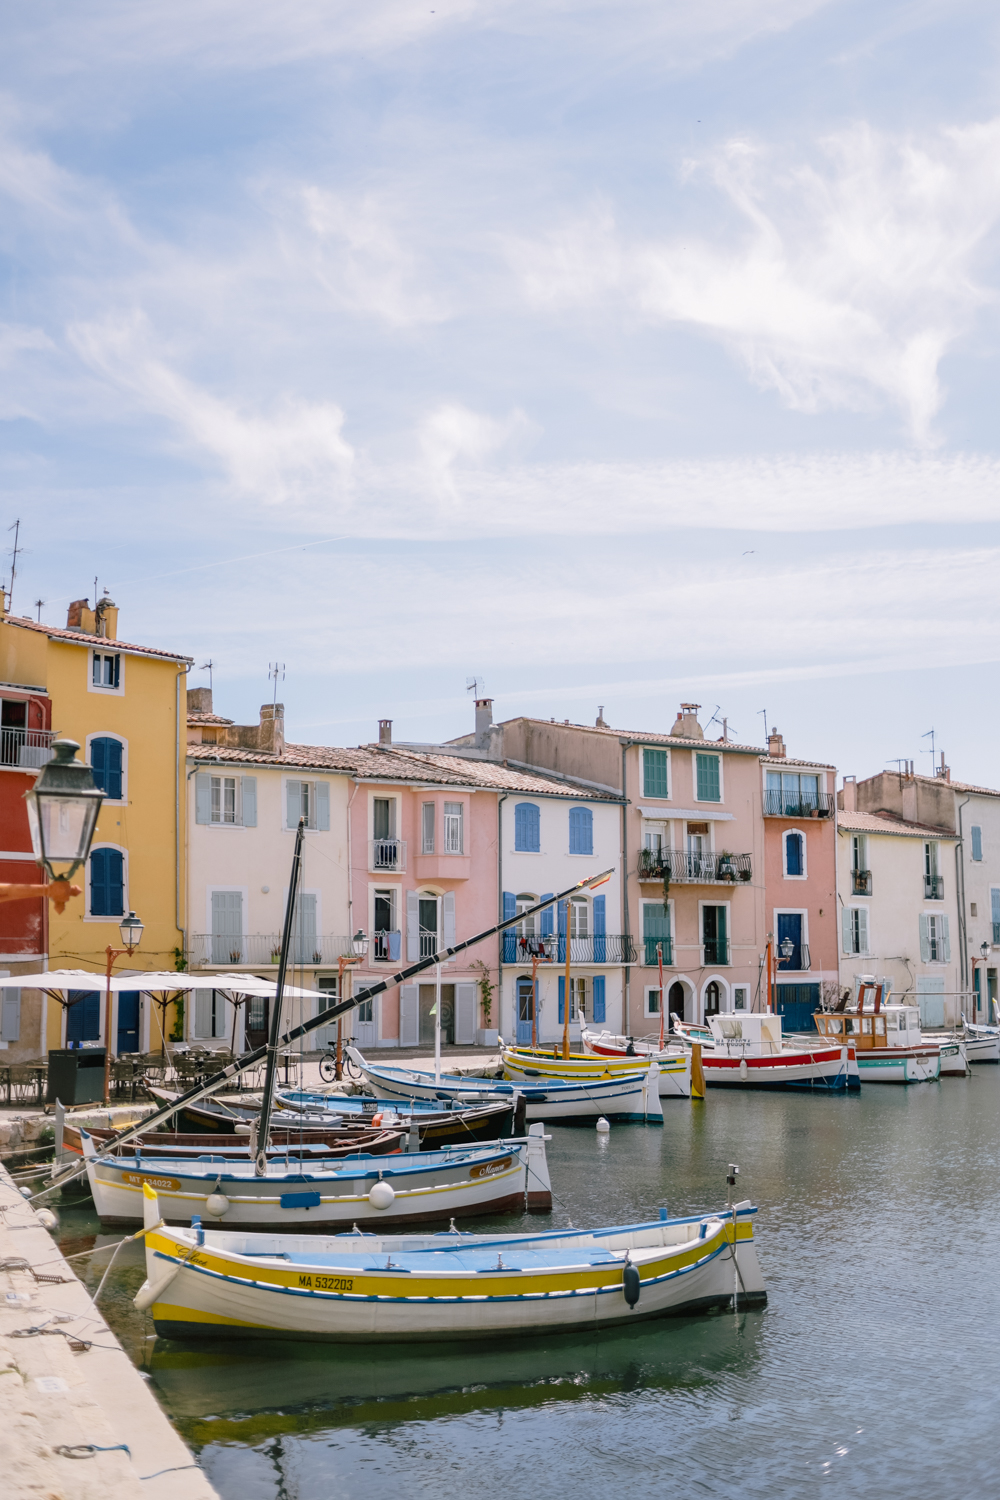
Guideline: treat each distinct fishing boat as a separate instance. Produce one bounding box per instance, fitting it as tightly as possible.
[812,985,941,1082]
[622,1015,855,1092]
[134,1183,766,1341]
[347,1049,664,1122]
[82,1127,552,1229]
[61,1124,407,1160]
[503,1043,691,1099]
[957,1020,1000,1062]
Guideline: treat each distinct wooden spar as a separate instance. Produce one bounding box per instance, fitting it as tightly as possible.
[253,815,305,1175]
[562,896,571,1060]
[36,868,615,1194]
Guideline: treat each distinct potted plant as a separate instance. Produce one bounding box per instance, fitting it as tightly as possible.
[472,960,499,1048]
[270,948,281,964]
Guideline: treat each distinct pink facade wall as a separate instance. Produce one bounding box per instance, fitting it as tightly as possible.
[762,765,839,999]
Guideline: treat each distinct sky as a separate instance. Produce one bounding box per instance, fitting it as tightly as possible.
[2,0,999,783]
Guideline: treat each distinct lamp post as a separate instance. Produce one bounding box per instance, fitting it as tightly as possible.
[562,901,572,1060]
[334,929,368,1080]
[12,740,104,911]
[780,935,794,964]
[103,910,143,1105]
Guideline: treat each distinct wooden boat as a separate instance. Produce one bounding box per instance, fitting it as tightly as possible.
[82,1128,551,1229]
[813,985,940,1082]
[61,1124,406,1160]
[275,1091,520,1147]
[957,1021,1000,1062]
[134,1182,766,1341]
[504,1043,691,1099]
[347,1049,664,1122]
[666,1015,855,1092]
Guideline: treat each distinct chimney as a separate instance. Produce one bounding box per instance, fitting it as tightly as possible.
[474,697,493,745]
[595,705,608,728]
[937,751,950,782]
[379,719,392,746]
[187,686,214,715]
[259,703,285,757]
[95,591,118,640]
[670,702,704,739]
[66,598,96,634]
[768,728,786,759]
[840,775,857,813]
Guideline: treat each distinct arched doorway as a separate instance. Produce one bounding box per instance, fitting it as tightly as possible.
[668,982,685,1025]
[704,981,722,1017]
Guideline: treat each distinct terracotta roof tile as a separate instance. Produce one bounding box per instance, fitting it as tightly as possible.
[760,755,837,771]
[498,716,765,754]
[187,712,235,726]
[837,810,958,839]
[6,614,193,663]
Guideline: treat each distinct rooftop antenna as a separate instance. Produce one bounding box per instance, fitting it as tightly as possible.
[886,757,908,789]
[7,519,22,615]
[757,708,768,744]
[33,598,44,623]
[268,661,285,708]
[921,728,935,770]
[466,675,483,698]
[200,659,215,693]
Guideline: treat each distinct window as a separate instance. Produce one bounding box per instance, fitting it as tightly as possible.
[569,896,589,939]
[91,651,121,691]
[645,988,662,1017]
[569,806,593,855]
[696,753,721,802]
[419,895,439,958]
[89,848,124,917]
[842,906,869,955]
[195,773,256,828]
[642,901,672,965]
[210,890,243,964]
[993,888,1000,945]
[920,913,950,964]
[373,797,395,840]
[852,834,867,871]
[443,802,464,854]
[766,771,819,816]
[784,831,804,878]
[644,826,665,855]
[558,975,587,1022]
[287,779,330,831]
[213,776,238,825]
[516,894,538,941]
[90,737,123,800]
[777,912,805,970]
[704,981,722,1016]
[686,823,710,879]
[643,748,669,799]
[733,986,749,1011]
[972,825,983,862]
[924,843,942,899]
[702,904,728,964]
[514,802,540,852]
[194,990,228,1041]
[422,803,435,854]
[373,891,399,961]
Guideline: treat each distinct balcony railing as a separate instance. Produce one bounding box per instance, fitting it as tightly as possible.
[763,790,834,818]
[851,870,872,895]
[372,929,402,961]
[0,727,55,769]
[191,933,359,967]
[643,937,673,966]
[637,848,752,884]
[924,875,944,900]
[502,933,636,965]
[703,938,729,965]
[370,838,406,872]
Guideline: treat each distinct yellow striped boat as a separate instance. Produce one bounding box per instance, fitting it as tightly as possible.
[135,1184,766,1342]
[502,1045,691,1098]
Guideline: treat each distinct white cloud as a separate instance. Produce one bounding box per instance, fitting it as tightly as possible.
[509,120,1000,442]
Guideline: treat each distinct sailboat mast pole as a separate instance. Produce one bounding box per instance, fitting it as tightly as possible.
[254,816,305,1174]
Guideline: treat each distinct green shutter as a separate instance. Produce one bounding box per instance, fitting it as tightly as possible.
[643,748,668,799]
[696,754,721,802]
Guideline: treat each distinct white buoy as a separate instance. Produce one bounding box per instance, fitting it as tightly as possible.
[19,1186,31,1199]
[368,1180,395,1210]
[596,1116,610,1133]
[205,1191,230,1218]
[36,1207,58,1232]
[739,1058,748,1080]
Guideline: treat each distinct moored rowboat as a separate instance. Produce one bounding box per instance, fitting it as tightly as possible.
[504,1043,691,1098]
[135,1184,766,1341]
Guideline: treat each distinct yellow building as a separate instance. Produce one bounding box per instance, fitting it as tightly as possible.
[0,593,192,1056]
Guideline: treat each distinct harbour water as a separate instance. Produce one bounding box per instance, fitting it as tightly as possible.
[58,1074,1000,1498]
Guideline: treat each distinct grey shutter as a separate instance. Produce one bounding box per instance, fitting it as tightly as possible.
[455,981,476,1044]
[857,908,868,954]
[286,780,302,828]
[211,890,243,964]
[399,984,419,1046]
[195,773,212,824]
[406,890,420,960]
[195,991,211,1039]
[422,803,435,853]
[1,988,20,1043]
[241,776,257,827]
[316,781,330,831]
[443,891,456,949]
[841,907,853,954]
[941,915,951,962]
[919,914,930,963]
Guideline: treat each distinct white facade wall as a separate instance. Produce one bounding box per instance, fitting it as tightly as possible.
[836,819,962,1027]
[955,792,1000,1022]
[499,793,624,1045]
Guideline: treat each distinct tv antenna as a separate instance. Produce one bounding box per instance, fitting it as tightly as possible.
[466,676,484,698]
[268,661,285,707]
[200,659,215,692]
[921,728,935,767]
[757,707,768,744]
[33,598,44,623]
[7,519,22,614]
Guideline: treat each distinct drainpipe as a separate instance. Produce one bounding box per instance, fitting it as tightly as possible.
[956,796,971,1004]
[621,742,630,1037]
[175,664,191,957]
[498,793,508,1040]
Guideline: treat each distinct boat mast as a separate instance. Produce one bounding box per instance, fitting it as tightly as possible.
[253,816,305,1175]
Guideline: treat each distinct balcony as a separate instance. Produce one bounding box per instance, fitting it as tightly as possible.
[191,933,359,968]
[0,727,55,769]
[637,848,752,885]
[703,938,729,966]
[851,870,872,895]
[763,791,834,818]
[924,875,944,900]
[372,929,402,962]
[643,937,673,966]
[502,933,636,965]
[369,838,406,873]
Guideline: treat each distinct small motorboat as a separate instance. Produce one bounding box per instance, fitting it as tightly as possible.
[61,1124,407,1160]
[135,1183,766,1342]
[504,1041,691,1099]
[275,1091,520,1148]
[669,1014,855,1091]
[812,984,941,1082]
[82,1128,552,1229]
[958,1020,1000,1063]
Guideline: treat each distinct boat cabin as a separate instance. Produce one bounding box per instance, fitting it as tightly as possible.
[814,983,922,1052]
[708,1015,783,1055]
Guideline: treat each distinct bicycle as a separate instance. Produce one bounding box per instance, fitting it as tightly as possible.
[318,1048,363,1084]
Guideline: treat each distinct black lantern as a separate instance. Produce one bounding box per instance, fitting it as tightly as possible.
[981,940,991,961]
[23,740,104,882]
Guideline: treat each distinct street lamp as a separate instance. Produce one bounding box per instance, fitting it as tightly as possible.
[981,940,991,962]
[103,910,143,1105]
[780,936,795,964]
[5,740,104,912]
[334,930,369,1080]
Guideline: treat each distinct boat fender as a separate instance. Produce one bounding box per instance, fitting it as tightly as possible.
[368,1179,396,1210]
[596,1116,610,1133]
[36,1208,58,1232]
[205,1191,230,1218]
[739,1059,748,1080]
[134,1262,181,1312]
[623,1254,640,1309]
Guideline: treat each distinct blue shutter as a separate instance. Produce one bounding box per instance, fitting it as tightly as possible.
[592,975,606,1023]
[106,739,122,800]
[786,832,802,876]
[557,900,567,964]
[514,803,539,852]
[241,776,257,827]
[540,894,554,937]
[502,891,517,963]
[593,893,606,963]
[972,826,983,861]
[569,807,593,855]
[558,975,565,1023]
[113,654,120,689]
[90,848,124,917]
[316,781,330,831]
[91,737,106,794]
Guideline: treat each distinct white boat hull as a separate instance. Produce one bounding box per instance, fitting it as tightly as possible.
[855,1049,941,1083]
[585,1028,850,1092]
[505,1044,691,1099]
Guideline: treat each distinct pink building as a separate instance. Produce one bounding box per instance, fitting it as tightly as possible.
[760,730,839,1029]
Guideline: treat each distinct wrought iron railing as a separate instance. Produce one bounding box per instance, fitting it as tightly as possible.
[372,929,402,961]
[924,874,944,900]
[420,931,438,959]
[637,848,752,884]
[191,933,359,967]
[369,839,406,872]
[851,870,872,895]
[0,727,55,768]
[643,937,673,966]
[763,790,834,817]
[702,938,729,965]
[502,933,635,964]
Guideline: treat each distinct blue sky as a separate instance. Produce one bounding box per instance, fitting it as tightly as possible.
[2,0,999,781]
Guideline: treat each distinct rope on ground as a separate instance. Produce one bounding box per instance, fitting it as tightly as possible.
[54,1442,131,1460]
